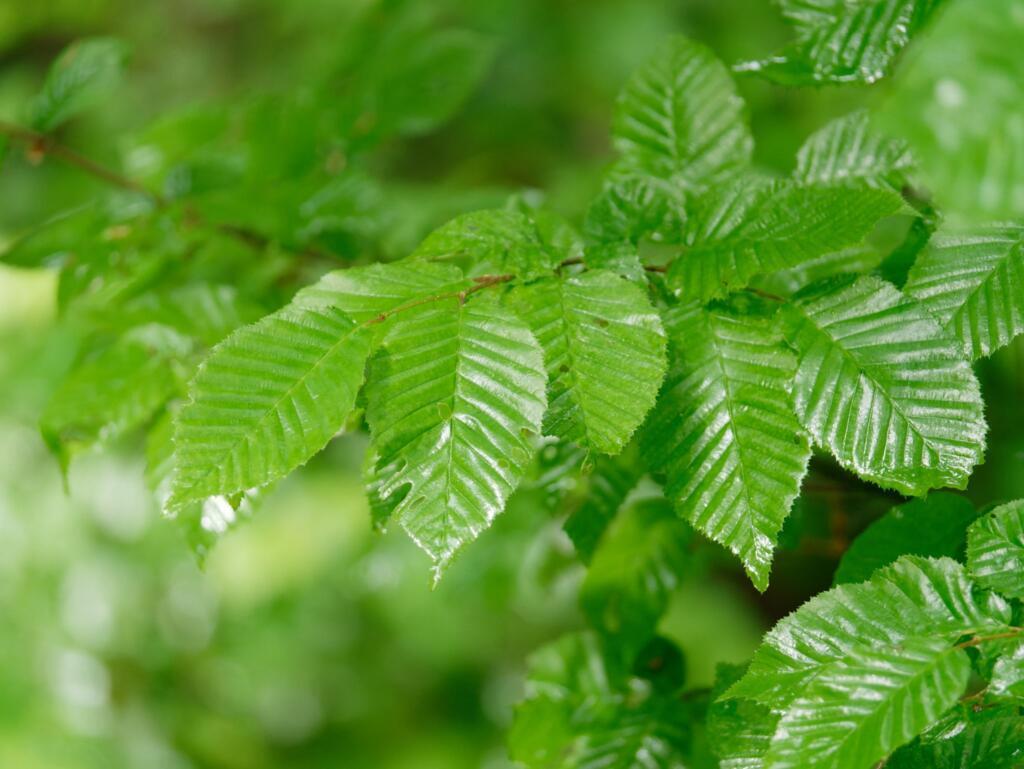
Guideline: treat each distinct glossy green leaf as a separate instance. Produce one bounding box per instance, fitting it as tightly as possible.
[726,557,1011,706]
[612,35,752,187]
[170,303,372,507]
[365,296,547,576]
[580,499,692,658]
[765,636,970,769]
[510,270,667,455]
[739,0,947,85]
[30,37,129,131]
[990,640,1024,703]
[834,493,977,585]
[966,499,1024,599]
[887,708,1024,769]
[794,110,915,189]
[707,663,777,769]
[905,224,1024,359]
[668,181,903,301]
[641,298,810,591]
[782,276,987,495]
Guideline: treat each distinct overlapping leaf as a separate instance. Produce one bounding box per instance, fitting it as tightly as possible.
[740,0,947,85]
[888,708,1024,768]
[365,296,547,575]
[707,663,777,769]
[641,298,810,591]
[510,270,667,455]
[794,110,915,188]
[564,447,645,562]
[905,224,1024,359]
[668,180,903,301]
[834,493,977,585]
[30,37,129,131]
[726,557,1011,706]
[612,35,752,187]
[966,499,1024,599]
[781,275,987,495]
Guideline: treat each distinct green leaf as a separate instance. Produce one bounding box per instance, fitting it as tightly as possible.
[30,38,129,132]
[739,0,947,85]
[411,209,559,279]
[510,631,692,769]
[726,557,1011,706]
[42,332,182,472]
[904,224,1024,359]
[580,499,692,659]
[793,110,915,189]
[781,275,987,496]
[887,708,1024,768]
[0,205,105,268]
[641,298,810,591]
[170,303,373,507]
[510,270,667,455]
[966,499,1024,599]
[612,35,752,187]
[365,295,547,576]
[707,663,778,769]
[834,493,977,585]
[668,181,903,301]
[765,636,970,769]
[564,446,645,563]
[990,641,1024,703]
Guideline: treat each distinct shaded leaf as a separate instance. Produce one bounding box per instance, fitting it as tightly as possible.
[31,37,129,132]
[564,446,645,563]
[966,499,1024,599]
[887,707,1024,769]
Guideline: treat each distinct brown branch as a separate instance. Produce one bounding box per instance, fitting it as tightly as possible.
[955,628,1023,649]
[366,273,514,326]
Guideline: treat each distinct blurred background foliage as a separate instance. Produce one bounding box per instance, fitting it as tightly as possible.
[0,0,1022,767]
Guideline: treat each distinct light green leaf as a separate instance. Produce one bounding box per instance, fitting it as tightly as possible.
[510,270,667,455]
[739,0,947,85]
[794,110,915,188]
[564,446,645,563]
[668,181,903,301]
[834,493,977,585]
[30,37,129,132]
[0,205,104,268]
[42,333,181,471]
[990,641,1024,703]
[966,499,1024,599]
[886,707,1024,768]
[580,499,692,659]
[170,303,372,507]
[411,209,559,279]
[765,636,970,769]
[782,275,987,495]
[726,557,1011,706]
[365,295,547,575]
[612,35,752,187]
[904,224,1024,359]
[641,298,810,591]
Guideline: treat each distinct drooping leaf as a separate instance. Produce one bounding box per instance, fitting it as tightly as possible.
[668,180,903,301]
[42,331,183,472]
[365,295,547,576]
[765,636,970,769]
[612,35,752,187]
[30,37,129,132]
[726,557,1011,706]
[510,631,693,769]
[641,297,810,591]
[564,446,645,563]
[411,209,559,279]
[904,224,1024,359]
[580,499,692,659]
[966,499,1024,599]
[793,110,915,189]
[170,303,373,507]
[739,0,947,85]
[510,270,667,455]
[887,708,1024,769]
[834,493,977,585]
[781,275,987,495]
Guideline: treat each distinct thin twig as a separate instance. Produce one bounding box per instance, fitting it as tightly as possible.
[366,273,514,326]
[955,628,1023,649]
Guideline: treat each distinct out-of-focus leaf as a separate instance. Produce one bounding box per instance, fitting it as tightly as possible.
[30,37,129,131]
[707,663,777,769]
[563,446,644,562]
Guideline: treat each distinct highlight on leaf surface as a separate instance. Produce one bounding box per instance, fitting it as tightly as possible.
[641,296,810,591]
[966,499,1024,599]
